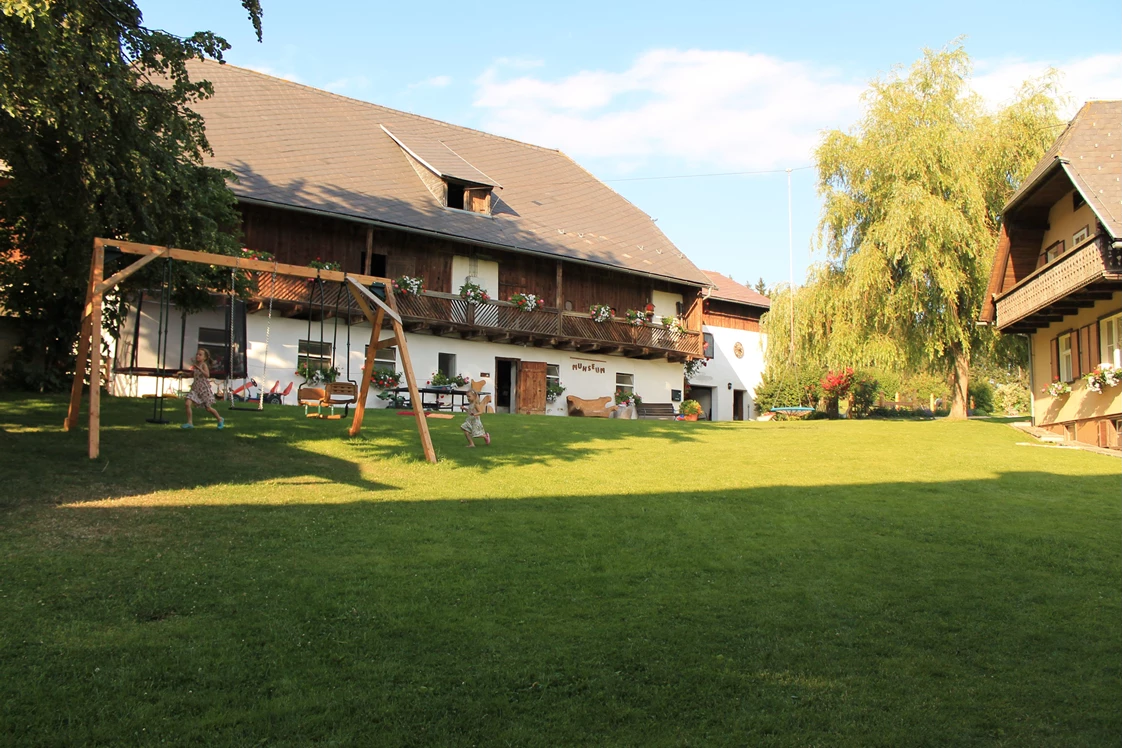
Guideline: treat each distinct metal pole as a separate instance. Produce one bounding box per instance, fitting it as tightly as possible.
[787,168,794,363]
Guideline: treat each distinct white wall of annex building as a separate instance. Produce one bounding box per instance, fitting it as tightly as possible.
[686,324,766,421]
[111,308,686,415]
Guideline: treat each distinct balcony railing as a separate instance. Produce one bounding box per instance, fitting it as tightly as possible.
[395,291,702,358]
[995,233,1121,331]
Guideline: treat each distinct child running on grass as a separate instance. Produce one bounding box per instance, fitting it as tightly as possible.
[460,387,490,447]
[181,348,225,429]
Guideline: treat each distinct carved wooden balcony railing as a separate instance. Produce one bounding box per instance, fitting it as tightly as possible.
[394,291,702,359]
[995,234,1121,333]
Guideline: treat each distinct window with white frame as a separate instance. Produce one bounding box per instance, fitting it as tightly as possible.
[1058,333,1073,382]
[364,344,398,373]
[615,372,634,395]
[1101,314,1122,367]
[546,364,560,387]
[298,340,333,371]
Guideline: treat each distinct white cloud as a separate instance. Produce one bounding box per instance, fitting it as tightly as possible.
[974,54,1122,118]
[472,49,1121,172]
[323,75,371,94]
[409,75,453,89]
[473,49,864,170]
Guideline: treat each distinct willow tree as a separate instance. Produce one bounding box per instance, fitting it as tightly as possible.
[0,0,262,390]
[815,43,1059,418]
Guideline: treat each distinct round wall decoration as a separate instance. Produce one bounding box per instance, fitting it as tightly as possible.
[733,342,744,358]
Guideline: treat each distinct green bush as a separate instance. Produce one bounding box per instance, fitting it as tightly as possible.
[994,382,1031,415]
[849,371,880,418]
[755,365,823,413]
[968,380,995,415]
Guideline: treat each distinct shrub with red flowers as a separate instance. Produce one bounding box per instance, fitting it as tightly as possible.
[820,367,854,419]
[820,367,855,398]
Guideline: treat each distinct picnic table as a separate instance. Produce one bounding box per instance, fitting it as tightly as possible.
[389,386,489,412]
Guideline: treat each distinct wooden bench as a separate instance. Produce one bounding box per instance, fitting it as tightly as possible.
[566,395,617,417]
[637,403,676,420]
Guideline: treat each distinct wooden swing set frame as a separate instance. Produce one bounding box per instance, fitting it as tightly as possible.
[65,238,437,463]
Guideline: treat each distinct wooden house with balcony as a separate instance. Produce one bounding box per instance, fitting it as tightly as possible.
[980,100,1121,448]
[112,61,712,415]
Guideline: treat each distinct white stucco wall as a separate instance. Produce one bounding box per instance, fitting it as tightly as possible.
[111,306,686,415]
[686,324,767,421]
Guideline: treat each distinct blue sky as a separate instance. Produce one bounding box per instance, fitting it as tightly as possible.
[146,1,1122,291]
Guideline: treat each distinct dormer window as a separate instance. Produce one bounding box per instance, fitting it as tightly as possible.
[446,180,492,214]
[381,125,500,218]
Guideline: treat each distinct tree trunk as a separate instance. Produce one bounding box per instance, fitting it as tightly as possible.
[948,343,970,419]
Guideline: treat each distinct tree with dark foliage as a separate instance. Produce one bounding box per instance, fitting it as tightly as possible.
[0,0,263,390]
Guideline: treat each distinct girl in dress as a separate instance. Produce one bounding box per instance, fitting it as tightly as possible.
[460,388,490,447]
[181,348,225,429]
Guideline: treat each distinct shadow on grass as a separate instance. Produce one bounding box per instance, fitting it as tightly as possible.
[1,469,1119,746]
[0,394,726,504]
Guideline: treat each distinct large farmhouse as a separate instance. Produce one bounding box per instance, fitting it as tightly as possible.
[980,100,1121,448]
[112,61,768,416]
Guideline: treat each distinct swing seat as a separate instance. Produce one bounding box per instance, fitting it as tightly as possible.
[299,386,326,418]
[320,381,359,419]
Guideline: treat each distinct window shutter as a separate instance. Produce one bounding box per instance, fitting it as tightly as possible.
[1078,325,1087,375]
[1050,337,1059,381]
[1071,330,1081,378]
[1090,321,1101,365]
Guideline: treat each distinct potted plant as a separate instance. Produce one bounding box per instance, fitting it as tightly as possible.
[1083,363,1122,394]
[392,275,424,296]
[430,371,469,389]
[370,370,402,390]
[614,390,641,408]
[624,309,646,326]
[308,257,341,271]
[589,303,612,322]
[296,361,324,384]
[545,380,566,403]
[1044,379,1072,397]
[459,281,490,305]
[510,292,545,312]
[679,399,703,421]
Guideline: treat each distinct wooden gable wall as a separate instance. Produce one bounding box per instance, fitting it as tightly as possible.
[238,202,701,312]
[702,299,763,331]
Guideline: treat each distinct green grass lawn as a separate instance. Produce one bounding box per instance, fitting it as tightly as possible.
[1,394,1119,746]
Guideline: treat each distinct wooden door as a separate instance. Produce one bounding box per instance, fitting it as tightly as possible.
[516,361,547,415]
[733,390,744,421]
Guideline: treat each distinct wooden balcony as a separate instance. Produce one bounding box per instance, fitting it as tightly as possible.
[995,233,1121,333]
[395,291,702,360]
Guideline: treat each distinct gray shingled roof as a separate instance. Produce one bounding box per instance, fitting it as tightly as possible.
[186,60,711,286]
[1004,100,1121,239]
[701,271,771,308]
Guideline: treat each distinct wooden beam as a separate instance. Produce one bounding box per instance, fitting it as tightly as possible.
[89,239,105,459]
[93,248,168,294]
[389,307,436,464]
[345,276,402,325]
[65,248,101,431]
[555,260,563,309]
[363,226,373,275]
[101,239,393,293]
[348,306,384,438]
